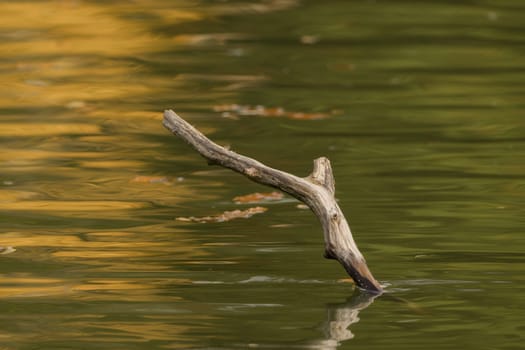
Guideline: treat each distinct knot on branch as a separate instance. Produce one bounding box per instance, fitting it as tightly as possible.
[245,167,259,177]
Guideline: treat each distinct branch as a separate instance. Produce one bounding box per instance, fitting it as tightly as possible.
[163,109,382,293]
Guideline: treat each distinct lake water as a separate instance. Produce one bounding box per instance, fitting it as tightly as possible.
[1,1,524,349]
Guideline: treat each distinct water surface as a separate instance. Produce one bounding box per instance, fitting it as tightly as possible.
[1,1,524,349]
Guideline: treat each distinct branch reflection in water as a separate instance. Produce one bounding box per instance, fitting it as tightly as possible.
[309,290,378,349]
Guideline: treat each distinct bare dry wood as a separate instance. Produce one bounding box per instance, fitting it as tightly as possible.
[163,109,383,293]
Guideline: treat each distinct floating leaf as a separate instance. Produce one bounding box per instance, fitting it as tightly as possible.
[130,175,170,184]
[176,207,267,223]
[213,104,330,120]
[300,35,319,45]
[287,112,327,120]
[233,191,284,204]
[172,33,248,46]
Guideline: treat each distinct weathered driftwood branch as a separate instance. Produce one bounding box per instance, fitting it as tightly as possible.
[163,109,382,293]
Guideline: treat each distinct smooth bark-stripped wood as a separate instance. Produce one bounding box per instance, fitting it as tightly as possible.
[163,109,383,293]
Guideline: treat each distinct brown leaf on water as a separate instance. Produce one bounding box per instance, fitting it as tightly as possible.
[300,35,320,45]
[233,191,284,204]
[176,207,267,223]
[130,175,171,184]
[287,112,327,120]
[172,33,248,46]
[213,104,330,120]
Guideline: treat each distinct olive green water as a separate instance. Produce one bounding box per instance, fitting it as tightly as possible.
[1,1,524,349]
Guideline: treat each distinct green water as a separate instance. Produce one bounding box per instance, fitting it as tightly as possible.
[1,1,524,349]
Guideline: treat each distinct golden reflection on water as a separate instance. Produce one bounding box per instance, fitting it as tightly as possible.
[1,1,197,132]
[0,149,101,162]
[0,174,217,217]
[1,2,222,221]
[0,275,72,298]
[0,1,201,55]
[2,199,147,212]
[0,0,272,115]
[0,223,208,302]
[0,123,100,136]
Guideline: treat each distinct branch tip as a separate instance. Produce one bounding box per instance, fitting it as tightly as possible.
[309,157,335,194]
